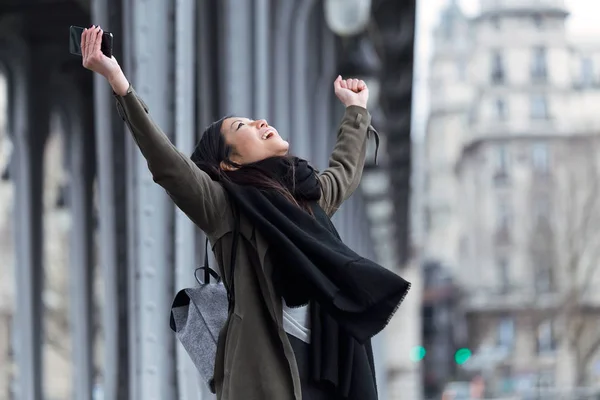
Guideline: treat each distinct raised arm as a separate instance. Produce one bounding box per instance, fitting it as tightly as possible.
[81,26,228,234]
[318,77,372,216]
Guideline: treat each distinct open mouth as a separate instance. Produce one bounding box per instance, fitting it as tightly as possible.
[261,130,276,140]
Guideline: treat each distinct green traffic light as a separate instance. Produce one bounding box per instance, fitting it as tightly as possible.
[410,346,426,362]
[454,348,472,365]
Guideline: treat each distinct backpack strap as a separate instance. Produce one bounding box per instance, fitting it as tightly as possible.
[193,237,222,285]
[192,204,241,313]
[203,237,211,283]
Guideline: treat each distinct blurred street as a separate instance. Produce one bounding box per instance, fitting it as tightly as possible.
[414,0,600,399]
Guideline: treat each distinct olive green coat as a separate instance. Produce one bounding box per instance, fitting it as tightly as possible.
[114,86,372,400]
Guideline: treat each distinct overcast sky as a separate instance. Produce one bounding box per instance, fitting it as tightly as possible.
[412,0,600,139]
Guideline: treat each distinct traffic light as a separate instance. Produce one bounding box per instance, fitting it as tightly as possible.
[454,348,472,365]
[410,345,427,362]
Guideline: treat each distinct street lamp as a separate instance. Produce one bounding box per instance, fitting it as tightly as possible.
[365,198,394,222]
[324,0,372,37]
[361,169,390,197]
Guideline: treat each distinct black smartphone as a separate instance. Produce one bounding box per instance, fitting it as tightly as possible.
[69,25,113,58]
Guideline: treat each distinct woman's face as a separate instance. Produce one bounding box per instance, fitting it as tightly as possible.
[220,117,289,165]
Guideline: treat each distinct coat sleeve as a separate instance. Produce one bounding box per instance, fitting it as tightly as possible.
[114,85,228,235]
[318,105,371,216]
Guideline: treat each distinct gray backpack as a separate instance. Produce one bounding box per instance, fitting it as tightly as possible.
[170,211,239,393]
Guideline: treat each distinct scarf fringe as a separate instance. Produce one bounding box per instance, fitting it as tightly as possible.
[371,280,412,340]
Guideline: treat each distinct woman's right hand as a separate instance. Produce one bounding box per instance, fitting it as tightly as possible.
[81,25,129,96]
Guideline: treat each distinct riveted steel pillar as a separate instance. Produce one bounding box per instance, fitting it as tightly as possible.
[313,18,336,171]
[92,63,120,400]
[127,0,177,397]
[272,1,295,141]
[109,1,131,396]
[358,195,374,257]
[196,0,217,128]
[373,0,416,267]
[59,85,95,400]
[174,0,203,398]
[92,0,131,397]
[195,4,217,396]
[10,45,47,400]
[254,0,270,120]
[119,0,141,397]
[221,0,253,116]
[347,196,357,250]
[289,0,318,160]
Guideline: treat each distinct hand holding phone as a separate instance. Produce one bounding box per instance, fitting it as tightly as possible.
[70,25,113,58]
[77,26,123,83]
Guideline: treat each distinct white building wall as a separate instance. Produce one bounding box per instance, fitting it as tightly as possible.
[422,0,600,393]
[385,262,423,400]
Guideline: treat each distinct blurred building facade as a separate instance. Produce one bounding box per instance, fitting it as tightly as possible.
[0,0,416,399]
[422,0,600,396]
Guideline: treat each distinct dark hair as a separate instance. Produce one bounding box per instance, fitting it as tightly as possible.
[191,117,309,211]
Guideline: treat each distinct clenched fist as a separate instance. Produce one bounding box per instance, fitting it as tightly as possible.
[334,76,369,109]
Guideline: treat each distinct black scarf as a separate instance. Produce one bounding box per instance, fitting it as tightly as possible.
[222,156,410,399]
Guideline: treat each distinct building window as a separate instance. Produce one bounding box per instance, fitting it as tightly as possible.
[498,366,514,394]
[582,57,594,87]
[497,198,511,232]
[534,196,550,222]
[532,142,549,173]
[531,46,548,82]
[530,95,549,119]
[497,257,510,293]
[468,106,478,124]
[535,263,554,293]
[494,145,510,179]
[497,317,515,349]
[533,14,543,29]
[537,369,555,389]
[491,50,505,84]
[537,320,556,354]
[457,59,467,81]
[459,236,468,259]
[495,98,507,120]
[491,16,500,30]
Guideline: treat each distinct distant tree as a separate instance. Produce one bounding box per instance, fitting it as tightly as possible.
[528,136,600,386]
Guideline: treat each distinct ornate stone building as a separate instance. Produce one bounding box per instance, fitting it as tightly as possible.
[421,0,600,395]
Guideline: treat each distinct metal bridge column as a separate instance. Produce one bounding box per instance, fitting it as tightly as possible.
[126,0,177,397]
[61,85,95,400]
[290,0,318,160]
[272,1,295,142]
[92,0,131,396]
[313,17,336,171]
[11,48,48,400]
[221,0,253,116]
[174,0,204,398]
[254,0,270,120]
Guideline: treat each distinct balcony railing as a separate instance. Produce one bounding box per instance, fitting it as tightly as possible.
[463,285,560,312]
[480,0,568,14]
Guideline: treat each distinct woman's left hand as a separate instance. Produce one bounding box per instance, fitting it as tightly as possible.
[334,75,369,109]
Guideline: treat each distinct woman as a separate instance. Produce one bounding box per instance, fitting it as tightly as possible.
[81,26,410,400]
